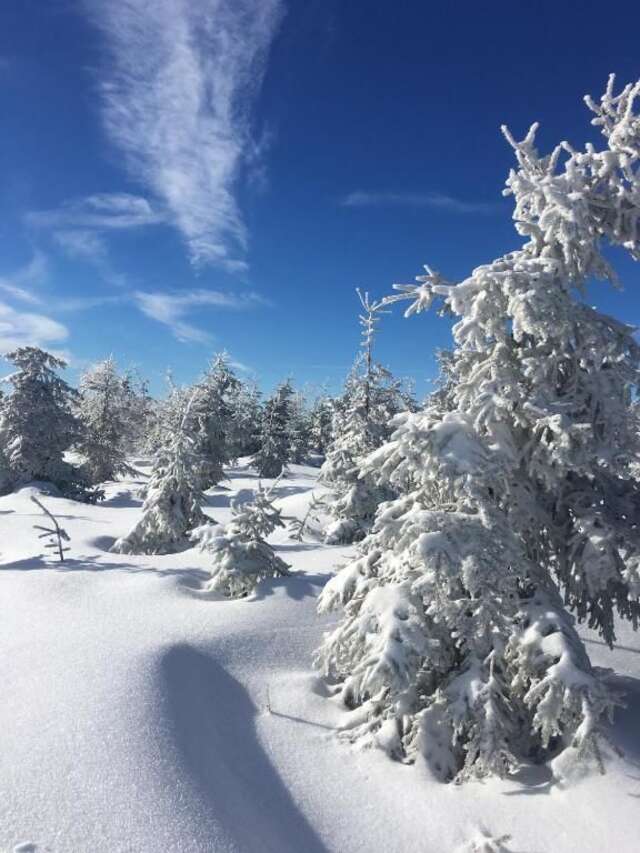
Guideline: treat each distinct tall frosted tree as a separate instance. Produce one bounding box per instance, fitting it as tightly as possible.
[320,291,413,543]
[0,347,84,494]
[192,353,241,489]
[228,381,262,459]
[288,388,312,464]
[309,393,334,455]
[317,77,640,781]
[252,380,295,478]
[112,393,207,554]
[75,357,137,484]
[120,369,155,455]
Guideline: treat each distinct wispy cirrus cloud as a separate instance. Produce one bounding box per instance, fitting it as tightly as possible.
[0,253,71,355]
[84,0,284,271]
[53,229,109,263]
[133,288,268,343]
[27,193,165,233]
[26,194,156,287]
[0,251,48,305]
[56,294,126,312]
[341,190,499,214]
[0,301,69,354]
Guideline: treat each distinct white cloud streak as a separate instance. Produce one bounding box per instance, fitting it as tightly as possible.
[26,195,152,288]
[0,300,69,354]
[56,295,125,312]
[133,288,268,343]
[341,190,499,214]
[53,229,108,262]
[28,193,165,232]
[0,252,48,305]
[84,0,284,271]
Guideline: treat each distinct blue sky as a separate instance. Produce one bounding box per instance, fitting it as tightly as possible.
[1,1,639,396]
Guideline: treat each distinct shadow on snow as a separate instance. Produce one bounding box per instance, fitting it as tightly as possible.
[0,554,208,584]
[160,644,327,853]
[252,571,328,602]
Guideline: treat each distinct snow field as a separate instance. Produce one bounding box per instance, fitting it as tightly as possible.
[1,462,639,853]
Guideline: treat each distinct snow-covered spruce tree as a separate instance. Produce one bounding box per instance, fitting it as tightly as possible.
[191,353,241,489]
[317,77,640,782]
[320,291,413,544]
[142,371,184,458]
[119,369,155,455]
[75,357,137,484]
[252,380,295,477]
[309,393,334,455]
[288,388,312,464]
[227,380,262,459]
[111,393,207,554]
[192,482,290,597]
[0,347,85,495]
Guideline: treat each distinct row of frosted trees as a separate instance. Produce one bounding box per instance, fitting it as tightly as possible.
[0,349,338,501]
[0,335,405,559]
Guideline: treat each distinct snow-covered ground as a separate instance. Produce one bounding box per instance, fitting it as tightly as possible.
[1,461,639,853]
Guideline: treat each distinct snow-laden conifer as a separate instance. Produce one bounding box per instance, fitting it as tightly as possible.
[317,77,640,781]
[111,393,207,554]
[227,381,262,459]
[191,353,241,489]
[320,292,413,543]
[0,347,84,494]
[288,388,312,464]
[192,481,290,597]
[75,357,137,484]
[120,369,155,455]
[309,393,334,455]
[252,380,295,477]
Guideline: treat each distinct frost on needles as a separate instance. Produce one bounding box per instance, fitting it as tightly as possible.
[316,76,640,782]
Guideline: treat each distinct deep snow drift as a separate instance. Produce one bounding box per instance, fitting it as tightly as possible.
[1,461,639,853]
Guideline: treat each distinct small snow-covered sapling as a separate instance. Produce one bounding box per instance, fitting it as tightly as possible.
[31,495,70,562]
[192,478,290,598]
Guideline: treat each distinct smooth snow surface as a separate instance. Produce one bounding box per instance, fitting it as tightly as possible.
[1,461,639,852]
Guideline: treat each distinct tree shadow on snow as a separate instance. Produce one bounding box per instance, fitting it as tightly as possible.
[0,554,208,584]
[203,492,233,509]
[160,644,327,853]
[91,534,119,551]
[584,636,640,655]
[271,485,310,499]
[252,571,328,602]
[276,542,324,553]
[606,674,640,765]
[100,489,143,509]
[502,764,556,797]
